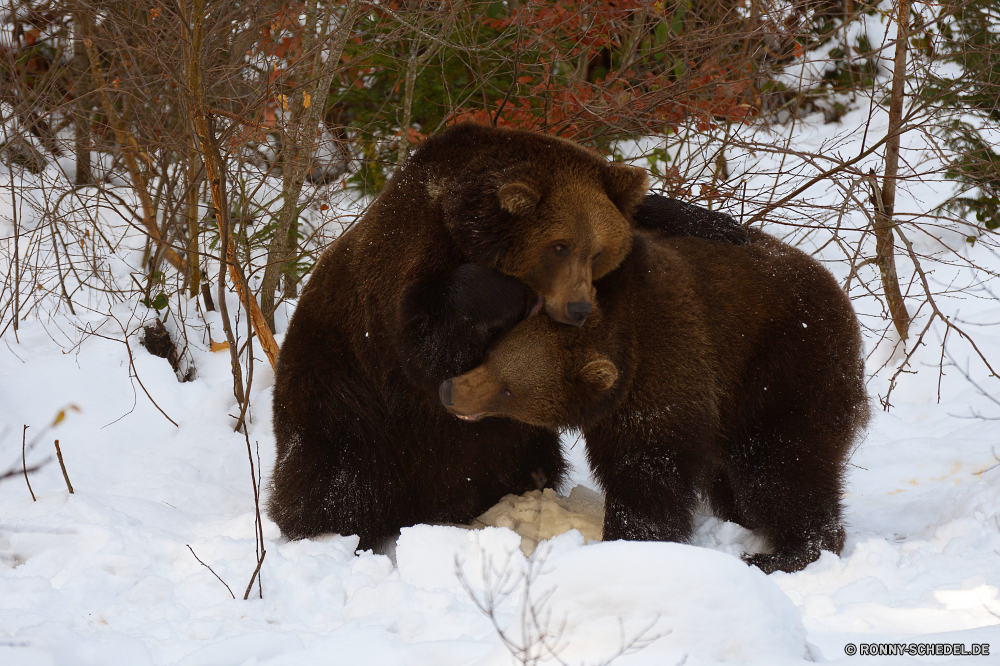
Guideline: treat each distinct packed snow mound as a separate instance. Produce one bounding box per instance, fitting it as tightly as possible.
[474,485,605,555]
[396,526,811,665]
[505,540,813,666]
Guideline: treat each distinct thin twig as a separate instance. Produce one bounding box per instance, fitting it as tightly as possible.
[186,544,236,599]
[208,107,276,132]
[896,225,998,379]
[0,461,48,484]
[242,419,266,599]
[243,551,266,601]
[22,425,35,501]
[493,21,521,127]
[54,440,74,494]
[743,121,919,227]
[113,320,180,428]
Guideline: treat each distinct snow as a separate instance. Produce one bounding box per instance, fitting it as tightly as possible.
[3,99,1000,664]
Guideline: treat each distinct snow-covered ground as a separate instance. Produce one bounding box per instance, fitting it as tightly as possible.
[2,103,1000,665]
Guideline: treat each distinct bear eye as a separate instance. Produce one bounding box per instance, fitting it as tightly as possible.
[552,243,568,256]
[501,388,513,397]
[593,249,604,263]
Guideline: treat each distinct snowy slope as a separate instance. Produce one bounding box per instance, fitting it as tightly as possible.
[3,105,1000,665]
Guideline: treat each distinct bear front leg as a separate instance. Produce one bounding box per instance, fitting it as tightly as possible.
[743,524,846,575]
[269,332,415,551]
[396,263,535,389]
[591,443,702,543]
[268,404,412,552]
[601,464,699,542]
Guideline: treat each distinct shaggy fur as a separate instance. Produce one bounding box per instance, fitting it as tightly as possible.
[633,194,750,244]
[443,228,870,573]
[268,124,649,549]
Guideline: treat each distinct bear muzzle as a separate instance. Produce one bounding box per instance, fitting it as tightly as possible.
[440,373,491,421]
[565,301,592,326]
[546,297,594,326]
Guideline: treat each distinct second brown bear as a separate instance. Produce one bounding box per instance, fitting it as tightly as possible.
[441,228,870,573]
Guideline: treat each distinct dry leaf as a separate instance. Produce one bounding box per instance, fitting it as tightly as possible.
[210,340,230,352]
[52,405,80,426]
[302,92,311,108]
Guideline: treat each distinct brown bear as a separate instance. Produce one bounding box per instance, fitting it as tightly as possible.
[268,123,751,551]
[269,124,647,550]
[440,228,870,573]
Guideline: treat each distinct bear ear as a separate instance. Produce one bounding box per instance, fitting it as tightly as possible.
[579,357,618,392]
[604,163,649,216]
[497,181,540,216]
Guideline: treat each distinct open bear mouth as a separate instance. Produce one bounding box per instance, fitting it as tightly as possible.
[455,412,485,421]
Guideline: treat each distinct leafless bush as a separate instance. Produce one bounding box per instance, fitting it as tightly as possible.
[456,543,667,666]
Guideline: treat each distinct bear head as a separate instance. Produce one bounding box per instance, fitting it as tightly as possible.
[438,313,619,428]
[430,127,648,327]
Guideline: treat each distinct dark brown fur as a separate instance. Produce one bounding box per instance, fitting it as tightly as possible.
[443,229,870,573]
[268,124,650,549]
[633,194,750,245]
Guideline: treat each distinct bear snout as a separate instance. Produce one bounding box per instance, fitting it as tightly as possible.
[439,378,453,406]
[566,301,592,326]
